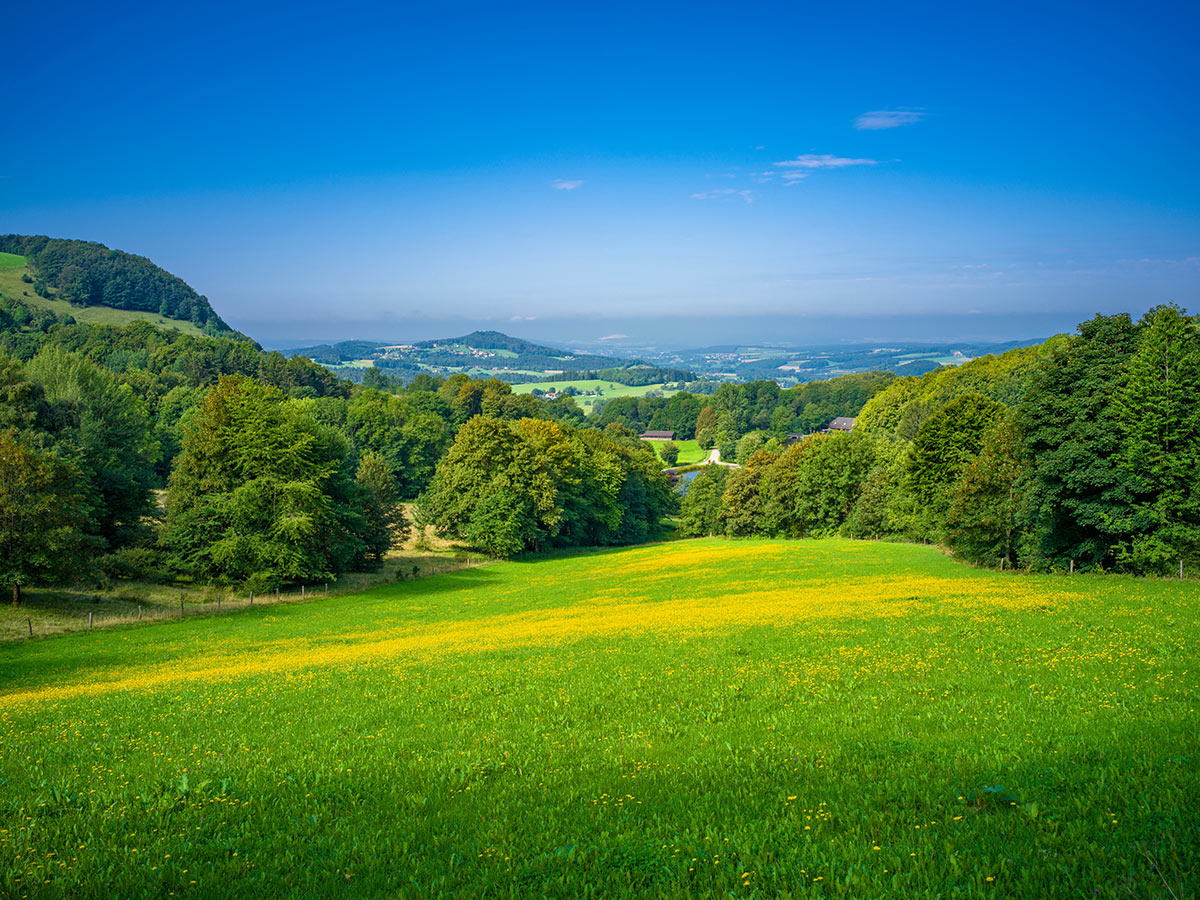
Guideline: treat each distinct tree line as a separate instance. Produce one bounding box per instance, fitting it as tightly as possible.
[680,306,1200,574]
[0,295,674,602]
[594,371,896,459]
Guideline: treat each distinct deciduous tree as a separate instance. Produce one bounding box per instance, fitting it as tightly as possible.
[0,432,91,604]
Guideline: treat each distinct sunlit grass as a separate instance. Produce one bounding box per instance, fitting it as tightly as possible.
[0,264,205,336]
[1,538,1195,898]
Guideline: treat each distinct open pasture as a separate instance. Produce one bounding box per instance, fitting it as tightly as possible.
[1,538,1196,898]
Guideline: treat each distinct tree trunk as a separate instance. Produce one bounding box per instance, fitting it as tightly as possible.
[12,583,20,606]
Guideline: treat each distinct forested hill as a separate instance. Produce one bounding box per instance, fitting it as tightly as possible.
[0,235,238,337]
[418,330,640,370]
[293,330,696,385]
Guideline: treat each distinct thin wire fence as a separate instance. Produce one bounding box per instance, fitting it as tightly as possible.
[5,551,489,642]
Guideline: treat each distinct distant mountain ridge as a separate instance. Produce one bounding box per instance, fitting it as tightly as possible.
[0,235,238,337]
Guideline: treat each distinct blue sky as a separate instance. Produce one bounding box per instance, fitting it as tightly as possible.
[3,0,1198,346]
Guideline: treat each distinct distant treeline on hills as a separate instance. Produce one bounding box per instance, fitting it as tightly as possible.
[0,235,237,337]
[292,331,695,386]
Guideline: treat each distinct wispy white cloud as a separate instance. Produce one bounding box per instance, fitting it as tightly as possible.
[552,179,583,190]
[774,154,880,170]
[772,154,880,182]
[598,333,629,341]
[510,315,537,321]
[854,109,924,130]
[691,188,755,203]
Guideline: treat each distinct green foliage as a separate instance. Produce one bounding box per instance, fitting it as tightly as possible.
[419,417,673,557]
[592,373,894,445]
[0,354,47,435]
[1020,314,1141,569]
[98,546,172,583]
[0,431,92,603]
[1110,304,1200,571]
[356,451,407,562]
[756,433,879,537]
[945,417,1030,566]
[345,389,453,498]
[676,467,729,537]
[721,449,777,536]
[734,429,766,464]
[659,440,679,466]
[694,405,718,450]
[26,346,159,548]
[162,376,369,584]
[856,345,1046,439]
[907,393,1005,508]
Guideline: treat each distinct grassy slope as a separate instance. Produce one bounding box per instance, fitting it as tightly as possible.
[647,437,706,464]
[511,379,677,413]
[0,257,206,337]
[1,538,1196,899]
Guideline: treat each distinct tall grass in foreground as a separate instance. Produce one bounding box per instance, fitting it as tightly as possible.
[1,538,1195,898]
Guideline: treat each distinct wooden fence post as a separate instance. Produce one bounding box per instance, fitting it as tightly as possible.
[1181,560,1185,580]
[249,591,254,605]
[180,599,185,618]
[1069,559,1074,576]
[27,617,32,637]
[88,611,93,629]
[138,605,143,620]
[217,596,222,611]
[302,584,305,599]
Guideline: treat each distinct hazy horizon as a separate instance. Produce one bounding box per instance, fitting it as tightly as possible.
[249,309,1097,354]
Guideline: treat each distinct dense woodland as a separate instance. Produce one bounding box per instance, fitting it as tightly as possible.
[680,306,1200,575]
[1,252,1196,605]
[0,236,237,336]
[0,294,686,599]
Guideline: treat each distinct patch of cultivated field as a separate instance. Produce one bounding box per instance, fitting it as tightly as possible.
[1,539,1196,898]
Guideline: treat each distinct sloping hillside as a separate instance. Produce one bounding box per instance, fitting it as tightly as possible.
[0,235,237,337]
[0,255,209,337]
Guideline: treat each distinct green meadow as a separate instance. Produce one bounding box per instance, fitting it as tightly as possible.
[0,261,205,337]
[1,538,1196,898]
[648,438,706,464]
[511,379,676,412]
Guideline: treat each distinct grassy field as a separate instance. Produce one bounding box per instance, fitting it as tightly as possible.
[511,380,677,413]
[1,538,1196,898]
[0,259,206,337]
[645,437,706,465]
